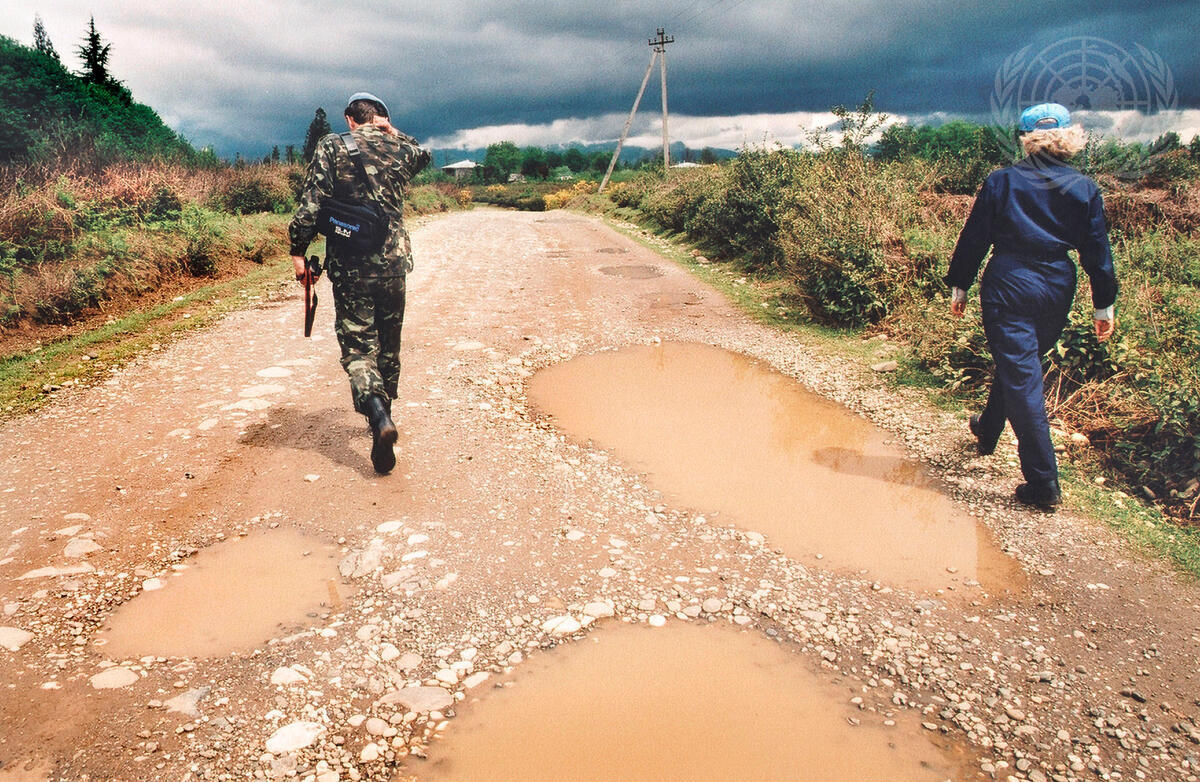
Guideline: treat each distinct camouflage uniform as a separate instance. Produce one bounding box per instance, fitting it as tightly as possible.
[289,125,430,413]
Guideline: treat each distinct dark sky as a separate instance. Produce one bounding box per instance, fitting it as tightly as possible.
[3,0,1196,156]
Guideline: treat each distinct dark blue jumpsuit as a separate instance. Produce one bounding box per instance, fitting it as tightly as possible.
[945,156,1118,488]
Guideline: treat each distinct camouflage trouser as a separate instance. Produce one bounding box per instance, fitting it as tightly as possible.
[331,273,407,415]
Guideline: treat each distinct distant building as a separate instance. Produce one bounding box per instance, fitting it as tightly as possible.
[670,161,703,169]
[441,160,478,181]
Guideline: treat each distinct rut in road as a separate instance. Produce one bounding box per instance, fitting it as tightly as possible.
[0,209,1198,781]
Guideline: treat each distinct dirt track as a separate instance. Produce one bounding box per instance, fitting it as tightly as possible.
[1,208,1199,781]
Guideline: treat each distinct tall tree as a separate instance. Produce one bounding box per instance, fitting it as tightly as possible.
[76,16,112,86]
[271,145,280,163]
[483,141,521,181]
[33,14,59,62]
[302,107,331,163]
[285,144,297,164]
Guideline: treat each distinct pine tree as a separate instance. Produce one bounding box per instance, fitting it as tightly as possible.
[302,108,331,163]
[76,16,112,86]
[285,145,297,164]
[271,145,280,163]
[33,14,59,62]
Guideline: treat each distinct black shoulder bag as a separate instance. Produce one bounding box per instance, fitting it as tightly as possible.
[315,132,388,256]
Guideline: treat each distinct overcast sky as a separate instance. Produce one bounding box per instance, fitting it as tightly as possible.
[2,0,1197,157]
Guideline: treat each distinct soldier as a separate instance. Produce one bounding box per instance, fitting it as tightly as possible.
[289,92,430,474]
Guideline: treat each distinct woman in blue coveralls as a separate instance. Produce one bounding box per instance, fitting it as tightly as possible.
[945,103,1118,511]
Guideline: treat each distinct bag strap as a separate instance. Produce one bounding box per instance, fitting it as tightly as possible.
[338,132,380,205]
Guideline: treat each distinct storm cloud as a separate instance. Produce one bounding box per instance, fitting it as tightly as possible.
[3,0,1196,157]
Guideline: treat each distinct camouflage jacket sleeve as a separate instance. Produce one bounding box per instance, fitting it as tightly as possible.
[288,134,339,256]
[394,132,431,183]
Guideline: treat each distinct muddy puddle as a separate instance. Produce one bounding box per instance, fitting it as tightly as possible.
[528,342,1021,596]
[413,621,975,781]
[600,264,663,279]
[97,528,347,658]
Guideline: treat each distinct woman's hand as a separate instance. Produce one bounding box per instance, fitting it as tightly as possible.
[1094,316,1115,343]
[950,299,966,318]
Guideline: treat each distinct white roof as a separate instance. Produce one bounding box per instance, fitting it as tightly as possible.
[442,160,478,169]
[670,161,703,168]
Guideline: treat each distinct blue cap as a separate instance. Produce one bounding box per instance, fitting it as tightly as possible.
[1019,103,1071,132]
[347,91,389,117]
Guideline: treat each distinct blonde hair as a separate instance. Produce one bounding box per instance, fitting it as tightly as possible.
[1021,126,1087,160]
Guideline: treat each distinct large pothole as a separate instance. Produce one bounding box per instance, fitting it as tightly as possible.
[95,527,348,658]
[528,342,1022,596]
[412,621,976,781]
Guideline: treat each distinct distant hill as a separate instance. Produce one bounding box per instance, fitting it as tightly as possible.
[429,141,737,169]
[0,35,194,167]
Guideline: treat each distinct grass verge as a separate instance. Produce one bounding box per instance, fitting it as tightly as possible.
[0,251,295,419]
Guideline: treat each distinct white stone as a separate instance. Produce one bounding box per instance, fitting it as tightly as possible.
[463,672,491,689]
[141,578,166,591]
[359,743,381,763]
[54,525,84,536]
[165,687,209,717]
[597,567,617,578]
[397,652,422,671]
[18,564,94,580]
[375,521,403,534]
[435,573,458,590]
[304,474,320,483]
[271,667,308,686]
[379,643,401,662]
[565,530,585,542]
[541,615,582,637]
[0,626,34,651]
[239,384,286,398]
[648,615,667,627]
[406,534,429,546]
[90,667,139,689]
[64,538,103,558]
[400,550,428,563]
[197,418,220,431]
[435,668,459,685]
[377,686,453,713]
[223,398,273,412]
[452,341,485,352]
[256,367,294,378]
[583,602,614,619]
[356,625,381,642]
[265,721,325,754]
[364,717,389,736]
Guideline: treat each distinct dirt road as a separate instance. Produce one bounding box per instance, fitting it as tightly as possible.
[1,209,1199,781]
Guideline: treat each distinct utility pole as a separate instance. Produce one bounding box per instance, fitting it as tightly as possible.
[651,28,674,172]
[599,28,675,193]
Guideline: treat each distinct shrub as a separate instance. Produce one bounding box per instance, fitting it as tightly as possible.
[211,166,295,214]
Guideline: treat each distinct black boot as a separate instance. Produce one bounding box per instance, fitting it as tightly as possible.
[1015,480,1061,512]
[969,414,999,456]
[364,394,397,475]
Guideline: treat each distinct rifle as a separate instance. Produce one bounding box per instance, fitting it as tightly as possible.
[303,255,323,337]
